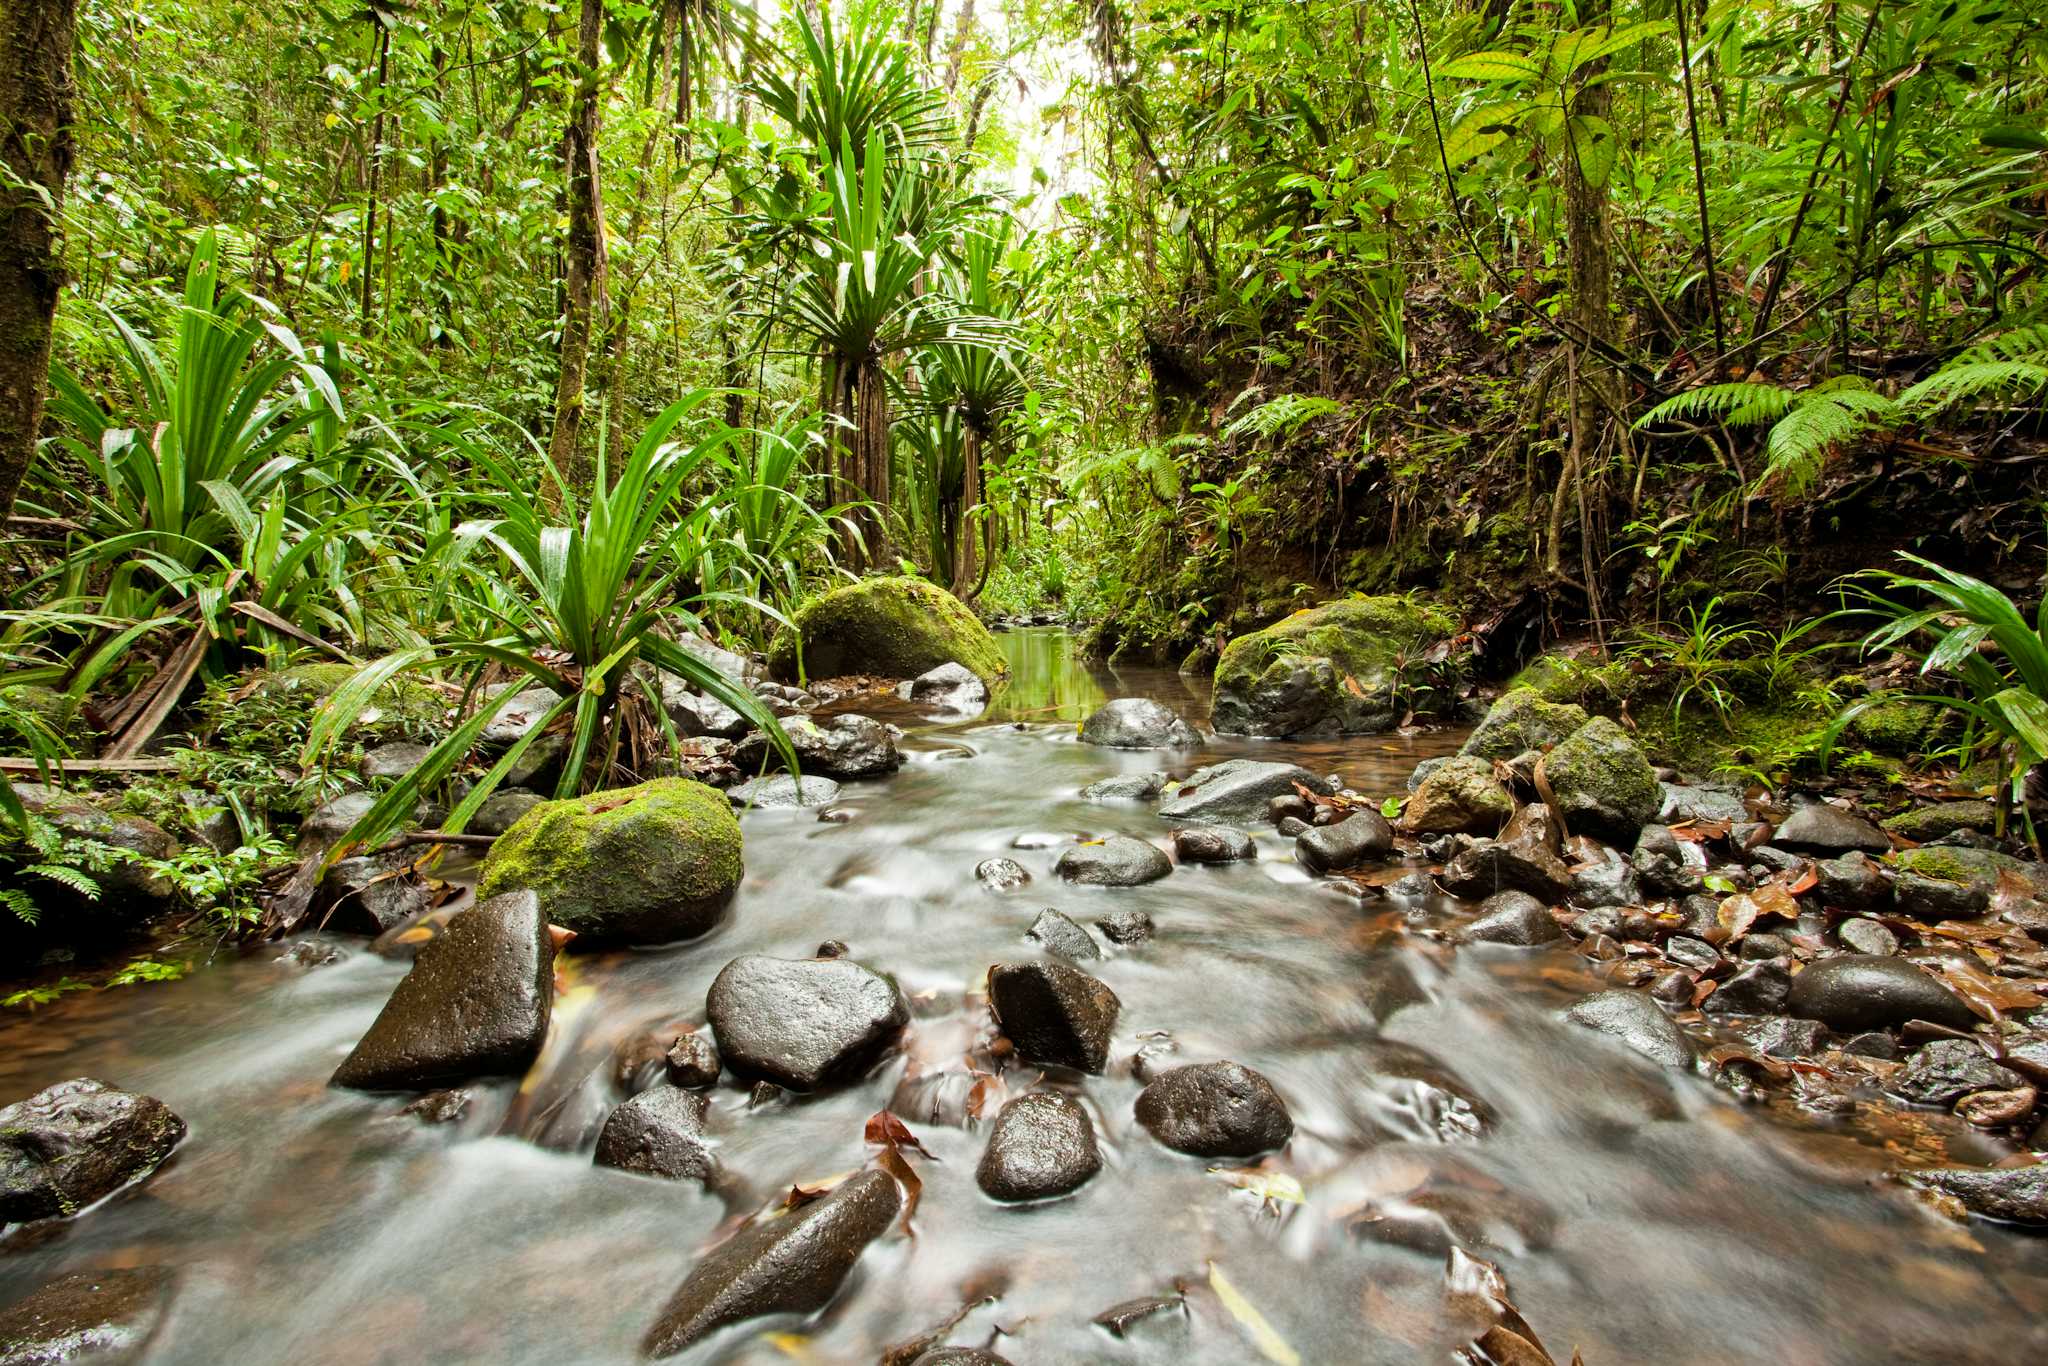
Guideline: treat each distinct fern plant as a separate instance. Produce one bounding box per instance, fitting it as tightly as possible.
[1636,377,1898,496]
[1899,324,2048,414]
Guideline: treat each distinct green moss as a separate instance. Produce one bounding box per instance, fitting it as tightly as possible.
[1882,801,1997,841]
[1505,653,1634,708]
[0,683,93,748]
[1215,596,1456,694]
[1846,697,1958,755]
[1889,844,2021,889]
[477,777,742,943]
[769,576,1007,685]
[1462,688,1589,760]
[1542,715,1661,834]
[258,662,445,739]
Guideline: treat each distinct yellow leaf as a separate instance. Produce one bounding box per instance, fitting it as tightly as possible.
[1211,1167,1306,1204]
[338,260,351,284]
[764,1332,815,1360]
[1208,1262,1301,1366]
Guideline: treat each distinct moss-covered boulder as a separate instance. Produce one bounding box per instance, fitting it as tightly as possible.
[1846,696,1957,756]
[1403,755,1515,835]
[1210,596,1457,737]
[1461,689,1589,761]
[1541,716,1661,841]
[476,778,742,946]
[1882,801,1998,842]
[259,662,446,740]
[768,577,1005,685]
[0,682,93,750]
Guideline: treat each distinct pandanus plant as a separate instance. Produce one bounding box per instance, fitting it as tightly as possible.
[304,392,793,858]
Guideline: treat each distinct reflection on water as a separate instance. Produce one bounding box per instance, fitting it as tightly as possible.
[1,628,2046,1364]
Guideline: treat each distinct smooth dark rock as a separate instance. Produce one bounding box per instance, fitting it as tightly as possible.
[595,1086,715,1183]
[642,1168,902,1357]
[1134,1061,1294,1157]
[0,1080,187,1223]
[1841,1032,1900,1060]
[1026,909,1101,962]
[1571,858,1641,909]
[1894,871,1991,922]
[976,858,1031,892]
[666,1034,721,1089]
[1666,936,1722,972]
[1659,783,1748,825]
[816,940,850,958]
[1703,960,1791,1016]
[1269,794,1312,822]
[1889,1039,2023,1106]
[1632,825,1706,896]
[729,775,842,809]
[1565,990,1696,1067]
[333,890,554,1091]
[1441,807,1573,902]
[988,962,1120,1073]
[1095,909,1154,945]
[1295,811,1394,873]
[733,714,900,779]
[1275,816,1310,839]
[1081,772,1167,802]
[313,851,430,936]
[1079,698,1201,750]
[1773,803,1891,855]
[975,1092,1102,1201]
[1093,1296,1185,1337]
[1055,836,1171,886]
[1457,891,1561,946]
[1902,1164,2048,1225]
[1785,954,1976,1032]
[0,1268,171,1363]
[471,788,546,836]
[1815,852,1889,912]
[1173,825,1256,863]
[1156,760,1321,824]
[1754,1017,1829,1058]
[912,1351,1013,1366]
[361,740,433,782]
[706,956,908,1092]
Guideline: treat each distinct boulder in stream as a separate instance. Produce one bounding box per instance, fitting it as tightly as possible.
[594,1086,716,1184]
[706,955,909,1091]
[1172,825,1256,863]
[0,1080,187,1223]
[767,576,1005,685]
[1210,597,1456,737]
[1460,689,1589,761]
[733,714,900,780]
[1772,801,1891,855]
[1901,1164,2048,1225]
[1156,759,1322,824]
[1079,698,1202,750]
[642,1167,902,1357]
[1784,954,1977,1032]
[728,774,842,809]
[332,890,554,1091]
[1541,717,1661,841]
[1295,811,1395,872]
[0,1267,173,1361]
[1055,835,1171,886]
[1134,1061,1294,1157]
[903,661,990,712]
[1565,990,1696,1068]
[475,777,741,946]
[988,961,1121,1073]
[1457,891,1562,947]
[1403,756,1514,835]
[1025,909,1101,962]
[1081,772,1167,802]
[976,1091,1102,1201]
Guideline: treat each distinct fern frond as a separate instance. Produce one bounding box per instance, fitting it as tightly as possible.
[1220,393,1344,442]
[1637,382,1794,428]
[26,864,100,900]
[1760,385,1899,496]
[1901,360,2048,414]
[0,889,37,926]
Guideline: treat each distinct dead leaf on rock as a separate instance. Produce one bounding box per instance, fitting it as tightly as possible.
[1445,1246,1564,1366]
[1936,960,2046,1020]
[866,1109,936,1158]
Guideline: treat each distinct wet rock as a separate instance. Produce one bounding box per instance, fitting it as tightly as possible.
[278,939,346,969]
[12,784,180,904]
[1440,806,1572,902]
[1815,853,1889,912]
[1772,802,1890,855]
[642,1167,902,1357]
[904,661,990,713]
[666,1034,721,1089]
[1269,794,1313,822]
[0,1080,187,1223]
[1295,811,1395,873]
[1841,1032,1900,1060]
[1403,756,1514,835]
[912,1351,1013,1366]
[1080,698,1202,750]
[471,787,546,836]
[361,740,433,782]
[1081,772,1167,802]
[1632,825,1706,896]
[1134,1061,1294,1157]
[976,858,1031,892]
[1894,871,1991,922]
[727,774,842,809]
[1406,757,1449,794]
[660,682,751,740]
[479,686,561,749]
[1462,689,1589,761]
[1095,909,1154,945]
[1541,717,1661,841]
[1172,825,1255,863]
[1902,1164,2048,1225]
[1156,759,1322,824]
[1457,891,1561,946]
[1055,836,1171,886]
[1571,858,1642,909]
[398,1089,470,1124]
[767,575,1005,686]
[1665,936,1721,972]
[975,1091,1102,1201]
[1754,1017,1829,1058]
[1659,783,1748,825]
[705,956,908,1092]
[476,778,740,946]
[1211,597,1456,737]
[1565,990,1696,1067]
[1649,971,1695,1005]
[1958,1086,2037,1127]
[988,962,1120,1074]
[1093,1296,1185,1337]
[0,1267,171,1362]
[1275,816,1310,839]
[333,890,555,1091]
[1785,954,1977,1032]
[1838,917,1899,956]
[1749,845,1804,875]
[313,851,430,936]
[1889,1040,2023,1107]
[1026,910,1102,962]
[1892,844,2037,896]
[594,1086,715,1183]
[1882,800,1997,842]
[734,714,900,780]
[815,940,850,958]
[1703,960,1792,1016]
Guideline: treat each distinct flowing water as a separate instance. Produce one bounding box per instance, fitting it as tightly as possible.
[5,628,2048,1364]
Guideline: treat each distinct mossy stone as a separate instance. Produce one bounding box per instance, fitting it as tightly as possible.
[1211,596,1457,737]
[1890,844,2033,894]
[1847,697,1957,755]
[1461,689,1589,761]
[768,577,1006,685]
[0,682,93,748]
[1542,715,1661,840]
[476,778,742,946]
[260,662,445,738]
[1882,801,1998,842]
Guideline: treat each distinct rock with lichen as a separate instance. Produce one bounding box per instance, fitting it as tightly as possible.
[1541,717,1661,841]
[1460,689,1589,761]
[768,577,1006,685]
[1211,596,1457,737]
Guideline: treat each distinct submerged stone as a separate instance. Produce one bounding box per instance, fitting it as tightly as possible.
[0,1080,187,1223]
[1565,990,1696,1068]
[989,961,1121,1073]
[1079,698,1201,750]
[0,1267,172,1362]
[1055,836,1171,886]
[1157,759,1321,824]
[594,1086,716,1184]
[1026,909,1101,961]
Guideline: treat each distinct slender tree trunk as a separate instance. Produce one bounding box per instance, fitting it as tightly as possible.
[1559,0,1618,587]
[951,423,983,594]
[829,355,891,571]
[0,0,77,524]
[547,0,609,504]
[359,17,391,329]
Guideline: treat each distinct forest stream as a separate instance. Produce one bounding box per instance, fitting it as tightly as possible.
[4,629,2047,1364]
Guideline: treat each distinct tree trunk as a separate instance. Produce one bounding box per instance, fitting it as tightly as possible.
[0,0,77,524]
[1558,0,1618,584]
[830,354,891,571]
[950,423,983,595]
[359,17,391,330]
[546,0,609,505]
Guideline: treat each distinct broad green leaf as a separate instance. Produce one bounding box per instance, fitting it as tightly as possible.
[1567,113,1617,187]
[1438,50,1543,81]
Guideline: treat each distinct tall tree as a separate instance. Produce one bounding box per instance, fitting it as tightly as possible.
[0,0,77,524]
[547,0,610,500]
